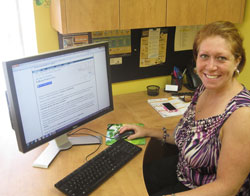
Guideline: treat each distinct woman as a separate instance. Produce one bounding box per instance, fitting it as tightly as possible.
[119,21,250,196]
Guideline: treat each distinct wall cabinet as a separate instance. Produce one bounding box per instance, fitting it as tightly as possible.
[167,0,245,26]
[166,0,207,26]
[120,0,166,29]
[50,0,119,34]
[206,0,246,24]
[50,0,245,34]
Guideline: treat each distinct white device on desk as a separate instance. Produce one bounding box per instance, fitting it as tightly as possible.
[164,84,178,92]
[3,42,113,168]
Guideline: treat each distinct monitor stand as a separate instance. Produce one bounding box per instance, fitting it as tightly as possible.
[32,134,102,169]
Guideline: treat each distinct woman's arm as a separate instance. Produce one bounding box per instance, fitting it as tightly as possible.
[165,107,250,196]
[119,124,176,145]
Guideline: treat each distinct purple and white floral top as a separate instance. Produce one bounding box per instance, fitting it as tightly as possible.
[174,84,250,195]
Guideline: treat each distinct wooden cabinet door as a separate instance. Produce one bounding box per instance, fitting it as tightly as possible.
[166,0,207,26]
[206,0,245,24]
[120,0,166,29]
[64,0,119,33]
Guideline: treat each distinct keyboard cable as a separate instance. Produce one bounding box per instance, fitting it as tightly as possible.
[68,127,114,162]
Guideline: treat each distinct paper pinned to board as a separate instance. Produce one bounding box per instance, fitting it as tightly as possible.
[174,25,203,51]
[140,28,167,67]
[148,28,160,58]
[147,97,190,118]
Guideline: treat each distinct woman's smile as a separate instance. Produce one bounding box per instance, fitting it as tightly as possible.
[204,73,220,79]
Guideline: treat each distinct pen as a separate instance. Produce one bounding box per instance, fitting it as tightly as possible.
[174,66,182,79]
[182,68,187,77]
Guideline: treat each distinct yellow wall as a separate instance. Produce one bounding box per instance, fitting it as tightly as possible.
[33,4,58,53]
[33,1,250,95]
[237,1,250,89]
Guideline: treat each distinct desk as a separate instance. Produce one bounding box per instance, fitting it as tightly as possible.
[0,90,182,196]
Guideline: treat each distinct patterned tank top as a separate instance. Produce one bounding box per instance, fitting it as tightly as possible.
[174,85,250,195]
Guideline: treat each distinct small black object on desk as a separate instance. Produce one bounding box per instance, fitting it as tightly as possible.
[114,130,135,140]
[171,92,194,96]
[147,85,160,96]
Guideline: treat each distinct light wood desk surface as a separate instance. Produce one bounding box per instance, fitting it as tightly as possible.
[0,90,182,196]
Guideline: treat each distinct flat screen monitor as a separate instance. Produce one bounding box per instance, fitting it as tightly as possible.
[3,42,113,168]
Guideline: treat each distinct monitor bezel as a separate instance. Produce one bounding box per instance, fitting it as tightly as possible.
[3,42,113,153]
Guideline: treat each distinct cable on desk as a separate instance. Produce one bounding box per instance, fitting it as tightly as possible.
[68,127,115,162]
[70,127,114,139]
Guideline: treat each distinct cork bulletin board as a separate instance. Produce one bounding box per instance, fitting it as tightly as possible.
[58,27,193,83]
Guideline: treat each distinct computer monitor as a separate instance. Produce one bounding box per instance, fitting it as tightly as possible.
[2,42,113,168]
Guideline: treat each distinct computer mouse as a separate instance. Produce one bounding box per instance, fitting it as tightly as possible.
[114,130,135,140]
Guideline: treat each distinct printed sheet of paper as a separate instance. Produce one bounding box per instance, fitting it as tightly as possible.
[92,30,131,56]
[148,28,160,58]
[140,28,167,67]
[148,96,190,118]
[174,25,203,51]
[62,33,89,48]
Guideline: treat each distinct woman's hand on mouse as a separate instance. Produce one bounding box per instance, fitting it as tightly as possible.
[119,124,176,143]
[119,124,151,140]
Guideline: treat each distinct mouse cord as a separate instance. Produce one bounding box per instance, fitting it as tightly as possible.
[70,127,114,139]
[68,127,114,162]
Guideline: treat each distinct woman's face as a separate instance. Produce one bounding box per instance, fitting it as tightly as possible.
[196,36,240,90]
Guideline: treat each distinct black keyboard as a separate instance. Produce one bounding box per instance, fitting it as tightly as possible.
[55,139,142,196]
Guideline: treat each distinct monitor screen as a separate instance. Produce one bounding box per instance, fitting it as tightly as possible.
[3,42,113,168]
